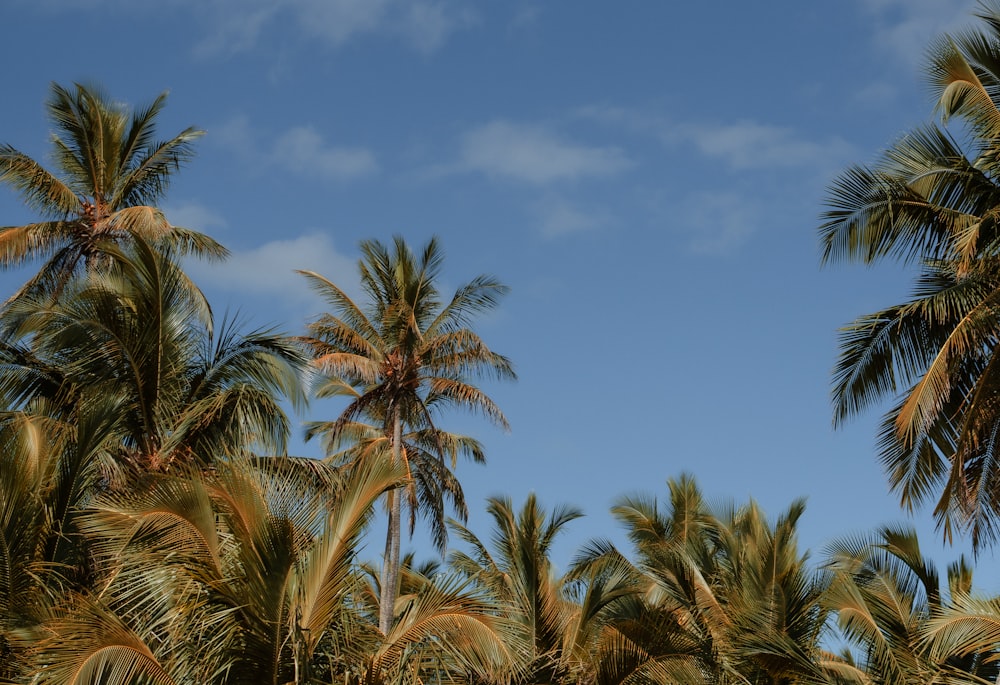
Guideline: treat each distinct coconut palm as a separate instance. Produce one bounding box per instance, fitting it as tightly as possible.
[0,386,146,681]
[0,82,227,303]
[356,559,521,685]
[28,456,519,685]
[0,239,305,470]
[307,415,486,554]
[450,494,583,685]
[820,1,1000,548]
[300,235,515,635]
[923,591,1000,682]
[28,456,401,684]
[584,475,838,685]
[824,525,999,685]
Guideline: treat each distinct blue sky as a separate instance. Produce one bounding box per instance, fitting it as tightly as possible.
[3,0,996,579]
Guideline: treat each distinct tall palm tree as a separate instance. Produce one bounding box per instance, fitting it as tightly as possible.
[307,416,486,554]
[820,1,1000,548]
[0,82,227,303]
[299,235,515,635]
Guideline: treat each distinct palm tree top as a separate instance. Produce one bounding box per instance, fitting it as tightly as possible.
[300,234,514,635]
[300,234,515,432]
[0,82,227,304]
[5,82,203,218]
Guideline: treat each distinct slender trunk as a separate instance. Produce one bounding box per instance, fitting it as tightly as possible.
[378,409,403,635]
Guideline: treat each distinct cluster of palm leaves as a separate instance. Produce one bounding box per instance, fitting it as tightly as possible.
[822,0,1000,549]
[0,83,522,683]
[12,2,1000,677]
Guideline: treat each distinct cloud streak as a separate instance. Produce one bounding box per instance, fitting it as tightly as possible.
[188,232,359,314]
[24,0,476,56]
[215,116,378,181]
[534,196,610,238]
[681,121,854,171]
[191,0,477,56]
[857,0,980,65]
[679,191,759,256]
[578,104,854,173]
[273,127,378,180]
[458,120,632,184]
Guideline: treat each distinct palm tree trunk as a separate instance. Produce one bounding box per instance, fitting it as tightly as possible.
[378,409,403,635]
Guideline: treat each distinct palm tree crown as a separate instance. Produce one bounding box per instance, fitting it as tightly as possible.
[300,235,515,634]
[0,82,227,302]
[820,1,1000,548]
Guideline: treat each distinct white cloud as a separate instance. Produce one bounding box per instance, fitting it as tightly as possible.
[187,233,358,311]
[459,120,632,184]
[399,2,478,53]
[193,4,277,57]
[858,0,980,65]
[187,0,475,57]
[211,115,257,152]
[286,0,392,46]
[273,126,378,180]
[578,105,853,173]
[681,121,855,171]
[534,196,610,238]
[213,117,377,181]
[25,0,476,55]
[163,202,228,233]
[678,192,758,256]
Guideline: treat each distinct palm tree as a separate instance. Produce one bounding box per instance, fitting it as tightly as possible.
[824,524,999,685]
[450,494,583,685]
[29,456,518,685]
[0,242,307,679]
[28,456,401,683]
[356,558,521,685]
[299,235,515,635]
[307,416,486,554]
[820,1,1000,548]
[582,475,838,685]
[0,239,306,470]
[0,82,227,303]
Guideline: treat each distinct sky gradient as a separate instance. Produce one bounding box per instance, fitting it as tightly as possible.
[2,0,996,580]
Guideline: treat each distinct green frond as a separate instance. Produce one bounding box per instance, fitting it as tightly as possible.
[0,146,78,217]
[31,596,182,685]
[928,29,1000,141]
[0,222,73,268]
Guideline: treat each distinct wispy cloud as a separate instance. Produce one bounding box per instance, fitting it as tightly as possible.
[681,121,854,171]
[534,195,611,238]
[187,232,358,314]
[273,126,378,180]
[457,120,632,184]
[857,0,980,65]
[163,202,228,233]
[214,116,377,181]
[24,0,476,56]
[578,105,854,173]
[678,191,759,256]
[398,2,478,53]
[192,0,476,57]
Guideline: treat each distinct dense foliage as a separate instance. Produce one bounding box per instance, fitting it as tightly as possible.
[8,5,1000,681]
